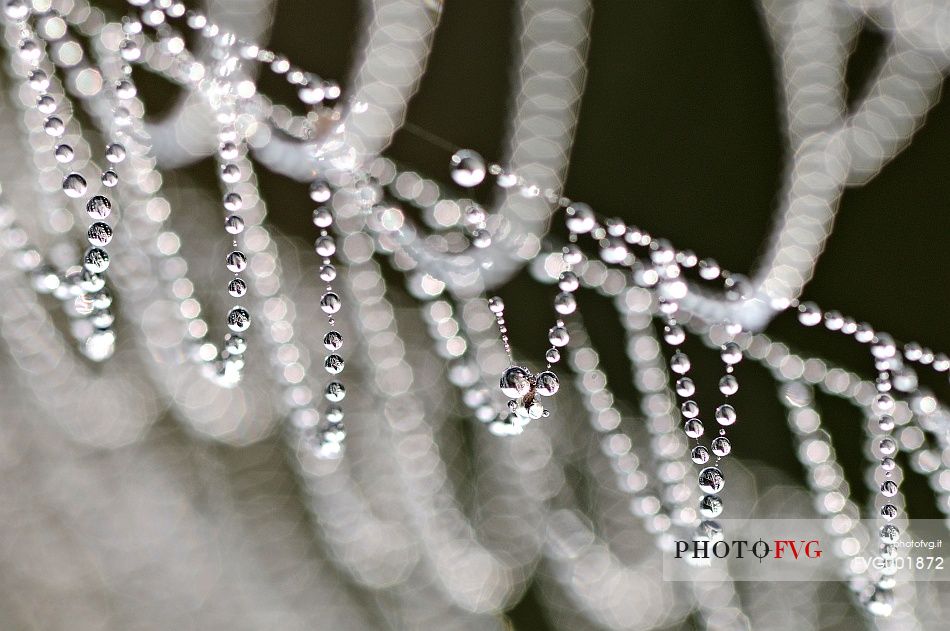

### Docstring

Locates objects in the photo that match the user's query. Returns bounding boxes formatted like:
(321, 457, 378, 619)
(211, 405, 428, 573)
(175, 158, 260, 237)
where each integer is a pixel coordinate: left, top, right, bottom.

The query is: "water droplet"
(119, 39, 141, 61)
(319, 264, 336, 282)
(719, 374, 738, 396)
(314, 235, 336, 257)
(664, 324, 685, 346)
(226, 306, 251, 332)
(323, 331, 343, 351)
(880, 524, 900, 544)
(545, 348, 560, 363)
(224, 215, 244, 234)
(227, 278, 247, 297)
(464, 204, 486, 226)
(325, 381, 346, 402)
(224, 334, 246, 355)
(698, 467, 725, 494)
(471, 228, 491, 248)
(86, 222, 113, 246)
(55, 143, 74, 163)
(56, 169, 80, 196)
(699, 494, 723, 518)
(698, 258, 720, 280)
(79, 269, 104, 293)
(873, 393, 895, 414)
(220, 162, 240, 183)
(312, 206, 333, 228)
(225, 251, 247, 272)
(720, 342, 742, 365)
(711, 436, 731, 457)
(325, 405, 344, 423)
(553, 291, 576, 315)
(82, 247, 109, 273)
(670, 351, 691, 375)
(488, 296, 505, 313)
(115, 79, 136, 100)
(562, 244, 583, 265)
(499, 366, 531, 398)
(691, 445, 710, 464)
(535, 370, 559, 396)
(565, 202, 595, 234)
(90, 309, 114, 328)
(865, 587, 893, 617)
(684, 419, 704, 438)
(681, 400, 699, 418)
(879, 437, 897, 456)
(105, 143, 126, 163)
(715, 404, 736, 426)
(824, 310, 844, 330)
(4, 1, 29, 21)
(880, 504, 898, 521)
(44, 116, 64, 137)
(324, 354, 344, 374)
(36, 93, 55, 113)
(223, 192, 243, 211)
(85, 195, 111, 219)
(548, 325, 569, 347)
(309, 179, 332, 203)
(880, 480, 898, 497)
(599, 238, 627, 264)
(450, 149, 486, 187)
(28, 69, 49, 91)
(320, 292, 341, 314)
(298, 83, 325, 104)
(675, 377, 695, 397)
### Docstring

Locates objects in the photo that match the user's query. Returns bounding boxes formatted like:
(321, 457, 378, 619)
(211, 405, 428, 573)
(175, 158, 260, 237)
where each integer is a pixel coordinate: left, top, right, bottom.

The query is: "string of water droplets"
(0, 0, 945, 627)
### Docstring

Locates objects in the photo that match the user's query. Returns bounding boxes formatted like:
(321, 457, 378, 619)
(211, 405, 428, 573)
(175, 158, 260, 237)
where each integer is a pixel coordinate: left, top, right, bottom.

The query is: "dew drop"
(691, 445, 710, 464)
(63, 172, 88, 199)
(325, 381, 346, 402)
(105, 143, 127, 163)
(323, 331, 343, 351)
(226, 306, 251, 332)
(711, 436, 731, 457)
(312, 206, 333, 228)
(223, 192, 243, 211)
(85, 195, 112, 219)
(82, 247, 110, 273)
(314, 235, 336, 257)
(715, 404, 737, 426)
(499, 366, 531, 398)
(319, 264, 337, 282)
(86, 222, 113, 246)
(471, 228, 491, 249)
(450, 149, 486, 187)
(225, 251, 247, 272)
(324, 354, 345, 374)
(224, 215, 244, 234)
(227, 278, 247, 297)
(675, 377, 695, 397)
(54, 143, 74, 163)
(698, 466, 725, 494)
(309, 179, 332, 203)
(719, 374, 739, 396)
(320, 292, 341, 314)
(699, 494, 723, 518)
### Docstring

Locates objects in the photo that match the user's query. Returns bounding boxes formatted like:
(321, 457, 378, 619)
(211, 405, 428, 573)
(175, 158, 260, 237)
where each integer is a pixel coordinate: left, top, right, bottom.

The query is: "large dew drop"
(450, 149, 486, 188)
(63, 172, 88, 198)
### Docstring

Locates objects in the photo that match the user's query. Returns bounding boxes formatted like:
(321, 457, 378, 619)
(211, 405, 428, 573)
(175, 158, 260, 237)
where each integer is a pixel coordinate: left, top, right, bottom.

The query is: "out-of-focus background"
(1, 1, 948, 629)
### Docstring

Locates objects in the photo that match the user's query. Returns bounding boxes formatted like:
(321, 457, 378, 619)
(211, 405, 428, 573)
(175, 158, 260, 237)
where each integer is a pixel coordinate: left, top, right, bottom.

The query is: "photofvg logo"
(662, 519, 949, 582)
(674, 537, 823, 563)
